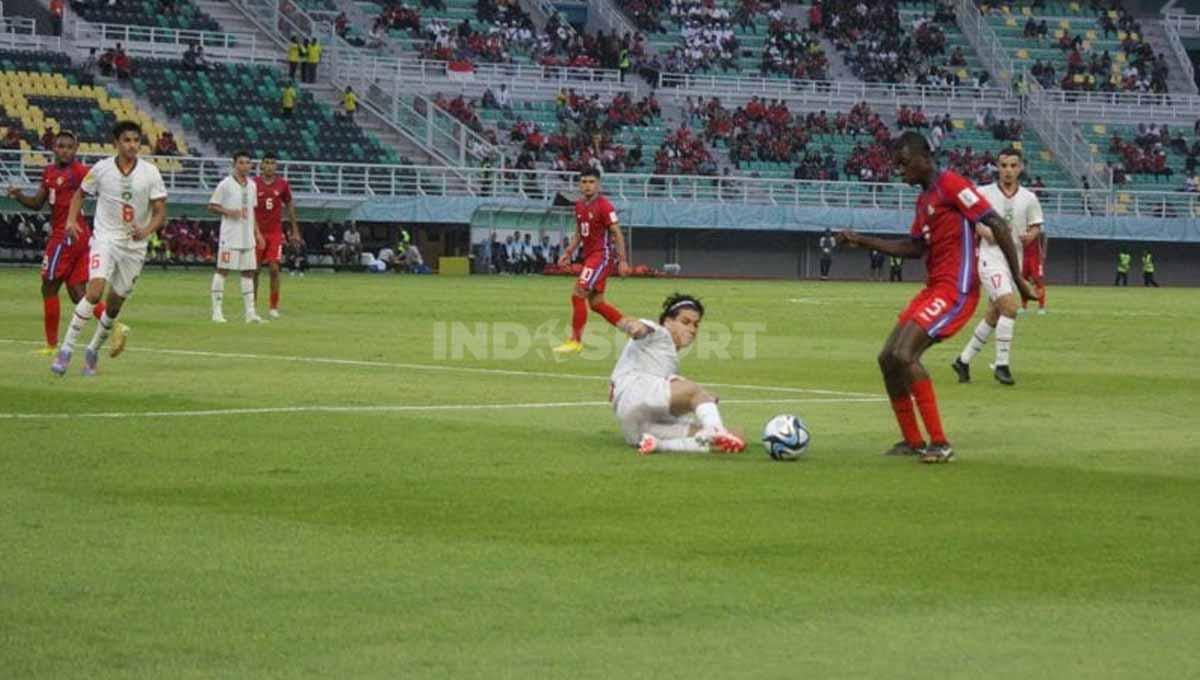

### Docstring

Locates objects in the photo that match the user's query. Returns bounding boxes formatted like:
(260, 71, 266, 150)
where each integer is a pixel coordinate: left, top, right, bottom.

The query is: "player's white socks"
(995, 316, 1015, 366)
(656, 437, 711, 453)
(211, 273, 226, 315)
(240, 276, 256, 318)
(695, 402, 725, 432)
(60, 298, 95, 351)
(960, 319, 994, 364)
(87, 312, 114, 352)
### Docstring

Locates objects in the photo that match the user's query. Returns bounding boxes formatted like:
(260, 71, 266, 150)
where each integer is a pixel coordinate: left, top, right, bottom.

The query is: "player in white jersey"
(952, 147, 1044, 386)
(208, 151, 264, 323)
(51, 120, 167, 377)
(610, 293, 746, 455)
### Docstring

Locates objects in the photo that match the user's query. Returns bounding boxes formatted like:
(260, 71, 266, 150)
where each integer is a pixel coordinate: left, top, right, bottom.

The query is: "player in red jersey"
(253, 153, 301, 318)
(7, 130, 107, 354)
(553, 169, 631, 354)
(837, 132, 1034, 463)
(1021, 230, 1047, 314)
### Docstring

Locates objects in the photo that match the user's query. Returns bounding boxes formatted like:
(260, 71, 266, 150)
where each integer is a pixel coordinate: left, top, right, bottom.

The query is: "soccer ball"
(761, 414, 810, 461)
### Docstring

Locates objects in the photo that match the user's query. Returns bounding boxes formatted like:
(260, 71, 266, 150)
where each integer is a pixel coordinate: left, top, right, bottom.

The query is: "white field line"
(0, 397, 883, 420)
(0, 338, 879, 398)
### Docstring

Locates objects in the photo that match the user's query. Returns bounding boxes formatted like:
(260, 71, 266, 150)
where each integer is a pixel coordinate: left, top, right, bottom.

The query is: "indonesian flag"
(447, 60, 475, 82)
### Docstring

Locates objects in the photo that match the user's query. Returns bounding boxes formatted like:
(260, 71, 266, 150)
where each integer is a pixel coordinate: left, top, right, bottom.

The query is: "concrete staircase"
(1139, 17, 1199, 95)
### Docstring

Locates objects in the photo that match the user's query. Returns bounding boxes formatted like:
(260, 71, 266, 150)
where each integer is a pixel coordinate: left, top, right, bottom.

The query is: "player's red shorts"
(1022, 254, 1041, 280)
(898, 283, 980, 341)
(41, 235, 90, 285)
(577, 250, 615, 293)
(256, 232, 284, 265)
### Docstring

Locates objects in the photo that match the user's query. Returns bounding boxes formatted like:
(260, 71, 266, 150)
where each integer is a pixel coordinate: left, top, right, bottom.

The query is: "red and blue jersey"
(42, 160, 90, 239)
(574, 194, 618, 259)
(909, 169, 993, 293)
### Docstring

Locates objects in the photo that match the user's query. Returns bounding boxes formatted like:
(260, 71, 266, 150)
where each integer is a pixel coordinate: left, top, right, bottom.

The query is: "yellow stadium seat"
(1059, 19, 1070, 29)
(1040, 150, 1052, 161)
(953, 119, 966, 130)
(1131, 33, 1139, 41)
(1108, 9, 1117, 18)
(1093, 124, 1106, 135)
(1006, 17, 1017, 26)
(1069, 1, 1080, 12)
(1090, 144, 1098, 154)
(1012, 141, 1023, 150)
(1118, 193, 1131, 203)
(1086, 30, 1096, 40)
(1017, 48, 1029, 59)
(1021, 6, 1031, 16)
(1112, 203, 1127, 215)
(1073, 74, 1085, 83)
(1055, 28, 1065, 38)
(957, 68, 968, 79)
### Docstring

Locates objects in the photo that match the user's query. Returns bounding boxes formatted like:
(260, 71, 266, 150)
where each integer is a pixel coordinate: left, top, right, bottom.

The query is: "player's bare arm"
(616, 317, 653, 340)
(975, 223, 996, 244)
(836, 229, 925, 259)
(1020, 223, 1044, 245)
(207, 202, 238, 219)
(558, 232, 581, 267)
(980, 212, 1037, 301)
(8, 184, 48, 211)
(64, 188, 84, 241)
(286, 202, 301, 243)
(132, 198, 167, 241)
(610, 221, 631, 276)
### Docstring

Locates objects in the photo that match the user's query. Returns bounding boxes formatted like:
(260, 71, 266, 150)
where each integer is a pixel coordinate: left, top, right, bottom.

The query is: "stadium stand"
(360, 0, 634, 71)
(1080, 121, 1199, 191)
(132, 58, 399, 163)
(822, 0, 988, 86)
(980, 0, 1170, 93)
(0, 49, 187, 167)
(67, 0, 222, 33)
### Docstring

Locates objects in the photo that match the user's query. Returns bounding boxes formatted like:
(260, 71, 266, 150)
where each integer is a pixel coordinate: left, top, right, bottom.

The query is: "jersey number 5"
(122, 204, 134, 224)
(921, 297, 948, 321)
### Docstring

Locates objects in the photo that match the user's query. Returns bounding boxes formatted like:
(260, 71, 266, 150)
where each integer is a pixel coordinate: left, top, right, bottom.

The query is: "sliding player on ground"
(610, 293, 746, 455)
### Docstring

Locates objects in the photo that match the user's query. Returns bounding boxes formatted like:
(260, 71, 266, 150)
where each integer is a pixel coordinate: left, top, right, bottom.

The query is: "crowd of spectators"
(1106, 123, 1190, 183)
(820, 0, 961, 85)
(1006, 2, 1170, 93)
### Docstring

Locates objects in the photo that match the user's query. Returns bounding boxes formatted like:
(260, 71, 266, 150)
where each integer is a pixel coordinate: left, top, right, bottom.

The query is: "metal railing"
(327, 51, 626, 91)
(71, 20, 258, 52)
(1161, 12, 1198, 95)
(1031, 87, 1200, 121)
(1025, 78, 1108, 190)
(3, 150, 1193, 220)
(658, 72, 1014, 113)
(328, 55, 503, 166)
(0, 18, 60, 51)
(1163, 11, 1200, 37)
(590, 0, 638, 38)
(0, 16, 34, 34)
(955, 0, 1017, 90)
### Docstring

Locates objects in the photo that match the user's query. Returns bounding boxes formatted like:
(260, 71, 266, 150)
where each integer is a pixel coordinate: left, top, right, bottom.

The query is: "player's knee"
(877, 350, 895, 373)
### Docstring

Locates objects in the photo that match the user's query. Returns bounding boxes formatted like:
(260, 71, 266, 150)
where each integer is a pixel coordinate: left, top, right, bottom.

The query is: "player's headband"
(666, 300, 699, 315)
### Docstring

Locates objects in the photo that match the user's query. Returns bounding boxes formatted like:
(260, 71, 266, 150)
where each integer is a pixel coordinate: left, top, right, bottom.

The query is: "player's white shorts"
(88, 240, 146, 298)
(217, 247, 257, 271)
(978, 257, 1016, 301)
(612, 375, 695, 445)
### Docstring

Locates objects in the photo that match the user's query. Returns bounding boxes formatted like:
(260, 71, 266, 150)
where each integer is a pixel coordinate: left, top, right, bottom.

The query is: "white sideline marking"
(0, 339, 879, 398)
(0, 397, 883, 420)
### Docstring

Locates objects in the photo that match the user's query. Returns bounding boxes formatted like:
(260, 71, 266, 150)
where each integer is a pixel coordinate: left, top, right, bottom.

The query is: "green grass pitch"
(2, 268, 1198, 678)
